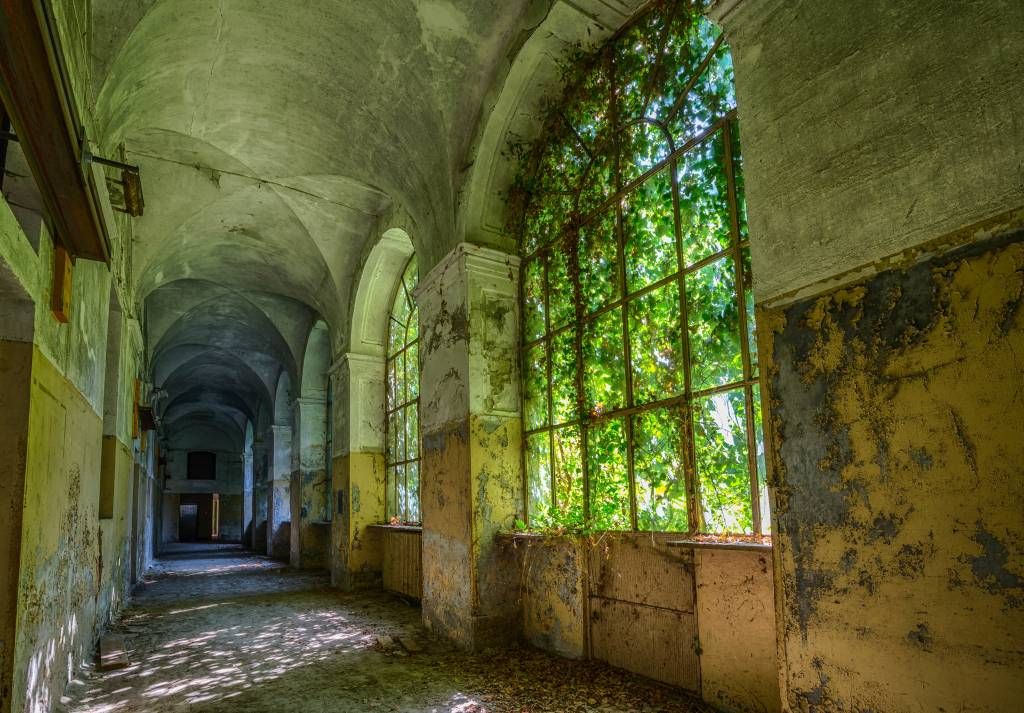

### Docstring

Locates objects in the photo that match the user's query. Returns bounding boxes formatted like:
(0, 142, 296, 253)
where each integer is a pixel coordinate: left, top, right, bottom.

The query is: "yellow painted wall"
(762, 231, 1024, 711)
(13, 347, 104, 713)
(331, 452, 385, 589)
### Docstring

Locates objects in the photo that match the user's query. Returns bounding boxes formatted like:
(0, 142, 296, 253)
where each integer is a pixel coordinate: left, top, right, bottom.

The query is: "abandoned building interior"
(0, 0, 1021, 711)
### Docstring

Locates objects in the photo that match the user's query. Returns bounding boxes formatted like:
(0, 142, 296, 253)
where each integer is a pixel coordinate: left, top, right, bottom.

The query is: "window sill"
(367, 523, 423, 533)
(495, 531, 772, 551)
(665, 538, 772, 552)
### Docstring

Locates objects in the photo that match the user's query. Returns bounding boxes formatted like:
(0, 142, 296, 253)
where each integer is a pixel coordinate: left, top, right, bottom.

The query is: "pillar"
(251, 439, 269, 553)
(267, 424, 291, 559)
(417, 243, 522, 650)
(330, 353, 386, 589)
(290, 396, 329, 569)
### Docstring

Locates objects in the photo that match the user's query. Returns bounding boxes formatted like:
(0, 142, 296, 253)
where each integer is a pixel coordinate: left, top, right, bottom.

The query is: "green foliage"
(514, 0, 765, 536)
(686, 256, 742, 390)
(587, 417, 631, 529)
(693, 389, 751, 533)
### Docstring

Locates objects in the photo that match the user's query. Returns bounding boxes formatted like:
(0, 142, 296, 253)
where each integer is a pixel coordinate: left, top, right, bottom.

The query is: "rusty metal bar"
(723, 119, 762, 536)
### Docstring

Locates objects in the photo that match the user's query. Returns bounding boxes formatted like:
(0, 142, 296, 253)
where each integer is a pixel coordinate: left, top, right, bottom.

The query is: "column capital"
(414, 242, 519, 304)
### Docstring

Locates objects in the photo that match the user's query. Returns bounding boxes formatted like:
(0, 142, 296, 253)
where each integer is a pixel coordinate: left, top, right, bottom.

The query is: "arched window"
(517, 0, 767, 535)
(385, 256, 420, 524)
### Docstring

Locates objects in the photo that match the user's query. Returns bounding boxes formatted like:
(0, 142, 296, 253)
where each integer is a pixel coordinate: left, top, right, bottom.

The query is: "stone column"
(242, 450, 253, 544)
(267, 424, 292, 559)
(416, 243, 522, 650)
(251, 439, 269, 553)
(290, 396, 329, 569)
(330, 353, 386, 589)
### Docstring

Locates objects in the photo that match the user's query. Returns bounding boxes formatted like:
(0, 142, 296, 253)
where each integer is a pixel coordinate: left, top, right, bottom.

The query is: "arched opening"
(290, 320, 331, 569)
(268, 371, 294, 559)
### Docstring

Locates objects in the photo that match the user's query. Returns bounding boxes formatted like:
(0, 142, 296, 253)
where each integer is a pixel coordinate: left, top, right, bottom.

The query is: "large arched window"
(385, 256, 420, 524)
(517, 0, 767, 535)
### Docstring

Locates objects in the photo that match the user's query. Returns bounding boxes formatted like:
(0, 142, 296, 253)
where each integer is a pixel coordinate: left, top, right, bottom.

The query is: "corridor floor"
(57, 544, 712, 713)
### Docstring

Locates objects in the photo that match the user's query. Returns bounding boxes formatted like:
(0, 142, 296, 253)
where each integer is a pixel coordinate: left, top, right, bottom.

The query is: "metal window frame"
(384, 256, 422, 524)
(518, 0, 763, 536)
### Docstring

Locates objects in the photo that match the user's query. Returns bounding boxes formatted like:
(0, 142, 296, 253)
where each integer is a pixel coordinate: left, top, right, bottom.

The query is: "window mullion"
(723, 119, 762, 536)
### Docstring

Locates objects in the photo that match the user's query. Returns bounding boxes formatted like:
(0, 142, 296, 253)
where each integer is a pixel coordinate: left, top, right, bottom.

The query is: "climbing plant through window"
(385, 256, 421, 524)
(515, 0, 768, 535)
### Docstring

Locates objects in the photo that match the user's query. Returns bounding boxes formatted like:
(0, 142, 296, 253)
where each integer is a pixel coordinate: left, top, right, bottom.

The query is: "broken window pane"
(623, 168, 677, 293)
(587, 417, 631, 530)
(633, 407, 688, 532)
(583, 307, 626, 415)
(686, 256, 743, 390)
(694, 389, 752, 534)
(629, 281, 684, 405)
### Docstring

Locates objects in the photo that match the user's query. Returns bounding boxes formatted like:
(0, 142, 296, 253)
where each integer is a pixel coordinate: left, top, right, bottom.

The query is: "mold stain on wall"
(763, 230, 1024, 712)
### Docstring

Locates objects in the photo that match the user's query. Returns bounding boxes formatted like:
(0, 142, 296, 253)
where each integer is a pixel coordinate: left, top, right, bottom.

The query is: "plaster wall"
(761, 226, 1024, 712)
(721, 0, 1024, 305)
(12, 347, 104, 713)
(0, 340, 31, 713)
(330, 355, 387, 590)
(417, 244, 522, 649)
(508, 536, 779, 713)
(290, 398, 329, 569)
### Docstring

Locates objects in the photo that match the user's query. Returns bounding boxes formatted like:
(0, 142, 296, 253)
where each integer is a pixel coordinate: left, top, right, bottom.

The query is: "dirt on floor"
(57, 544, 715, 713)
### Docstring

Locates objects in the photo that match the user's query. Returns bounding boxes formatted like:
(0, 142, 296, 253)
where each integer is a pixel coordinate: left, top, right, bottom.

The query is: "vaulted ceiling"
(86, 0, 539, 447)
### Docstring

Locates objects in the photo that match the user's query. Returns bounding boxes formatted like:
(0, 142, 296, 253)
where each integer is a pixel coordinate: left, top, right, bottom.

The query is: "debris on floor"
(58, 545, 714, 713)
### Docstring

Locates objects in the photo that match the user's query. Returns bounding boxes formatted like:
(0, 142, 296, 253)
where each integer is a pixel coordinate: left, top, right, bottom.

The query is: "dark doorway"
(187, 451, 216, 479)
(178, 494, 214, 541)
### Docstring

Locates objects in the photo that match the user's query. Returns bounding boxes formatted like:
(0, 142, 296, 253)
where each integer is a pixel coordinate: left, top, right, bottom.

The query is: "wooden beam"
(0, 0, 111, 262)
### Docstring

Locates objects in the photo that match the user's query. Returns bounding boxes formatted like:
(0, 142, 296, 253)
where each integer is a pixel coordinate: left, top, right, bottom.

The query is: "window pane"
(407, 461, 421, 523)
(678, 131, 731, 265)
(395, 463, 407, 521)
(387, 411, 399, 463)
(694, 389, 752, 534)
(553, 426, 584, 527)
(578, 211, 619, 314)
(407, 306, 419, 344)
(405, 405, 418, 461)
(395, 409, 406, 463)
(523, 343, 549, 430)
(387, 359, 397, 408)
(613, 14, 667, 124)
(623, 169, 677, 294)
(396, 352, 406, 404)
(564, 57, 610, 145)
(753, 384, 769, 535)
(523, 257, 546, 341)
(551, 328, 578, 426)
(667, 18, 735, 141)
(526, 432, 552, 527)
(583, 307, 626, 415)
(579, 148, 615, 218)
(686, 256, 743, 390)
(633, 407, 688, 531)
(548, 248, 575, 331)
(405, 341, 419, 399)
(587, 417, 631, 530)
(656, 9, 721, 130)
(620, 121, 672, 187)
(629, 281, 684, 405)
(524, 193, 573, 254)
(742, 246, 756, 368)
(386, 465, 397, 519)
